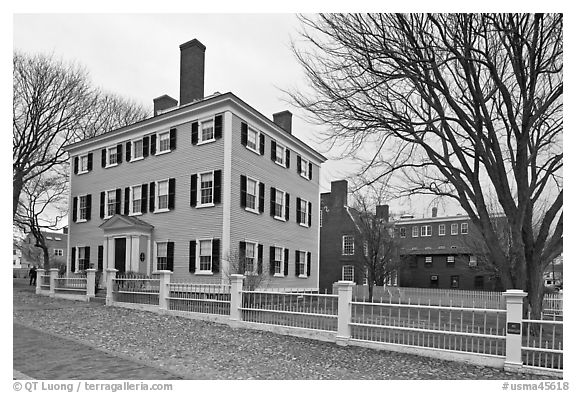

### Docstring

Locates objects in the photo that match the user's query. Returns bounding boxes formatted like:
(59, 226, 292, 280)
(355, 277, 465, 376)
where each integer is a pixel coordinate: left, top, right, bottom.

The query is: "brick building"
(19, 230, 68, 268)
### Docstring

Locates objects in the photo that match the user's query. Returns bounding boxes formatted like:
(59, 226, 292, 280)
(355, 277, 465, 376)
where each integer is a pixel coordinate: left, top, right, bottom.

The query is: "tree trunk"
(368, 282, 374, 303)
(13, 169, 24, 219)
(41, 244, 50, 271)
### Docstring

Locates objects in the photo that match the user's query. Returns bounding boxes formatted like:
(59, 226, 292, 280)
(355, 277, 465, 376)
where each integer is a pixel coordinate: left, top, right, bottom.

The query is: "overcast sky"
(13, 13, 465, 218)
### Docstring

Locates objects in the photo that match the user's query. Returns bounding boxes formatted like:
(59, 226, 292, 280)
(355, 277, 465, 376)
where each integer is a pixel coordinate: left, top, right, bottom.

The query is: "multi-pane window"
(474, 275, 484, 289)
(79, 155, 89, 173)
(200, 119, 214, 142)
(412, 226, 419, 237)
(157, 180, 169, 211)
(438, 224, 446, 236)
(108, 147, 118, 166)
(342, 235, 354, 255)
(451, 223, 458, 235)
(200, 172, 214, 205)
(247, 128, 258, 151)
(298, 250, 306, 276)
(132, 139, 144, 160)
(156, 242, 168, 270)
(400, 227, 406, 238)
(363, 241, 368, 257)
(386, 271, 398, 286)
(274, 247, 283, 275)
(300, 157, 309, 177)
(342, 265, 354, 281)
(79, 195, 88, 221)
(158, 131, 170, 153)
(275, 144, 286, 166)
(274, 189, 285, 218)
(131, 185, 142, 214)
(430, 275, 439, 288)
(246, 178, 257, 210)
(78, 247, 88, 271)
(461, 223, 469, 234)
(421, 225, 432, 237)
(299, 199, 308, 226)
(245, 242, 256, 274)
(199, 240, 212, 271)
(106, 190, 116, 217)
(425, 256, 432, 264)
(54, 249, 63, 256)
(447, 256, 455, 264)
(469, 255, 478, 267)
(450, 275, 460, 288)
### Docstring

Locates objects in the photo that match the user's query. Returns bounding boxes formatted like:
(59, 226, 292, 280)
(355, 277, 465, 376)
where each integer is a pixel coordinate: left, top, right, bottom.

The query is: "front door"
(114, 238, 126, 273)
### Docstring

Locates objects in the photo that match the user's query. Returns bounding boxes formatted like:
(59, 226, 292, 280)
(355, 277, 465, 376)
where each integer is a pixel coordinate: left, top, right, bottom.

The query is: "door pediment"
(99, 214, 154, 234)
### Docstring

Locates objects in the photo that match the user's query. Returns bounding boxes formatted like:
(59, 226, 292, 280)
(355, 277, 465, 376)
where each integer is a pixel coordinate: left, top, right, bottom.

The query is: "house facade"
(18, 230, 68, 269)
(64, 39, 325, 289)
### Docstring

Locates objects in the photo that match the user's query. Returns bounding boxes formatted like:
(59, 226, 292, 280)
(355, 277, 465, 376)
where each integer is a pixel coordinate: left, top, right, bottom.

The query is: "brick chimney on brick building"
(329, 180, 348, 210)
(179, 38, 206, 106)
(273, 111, 292, 134)
(376, 205, 390, 222)
(153, 94, 178, 116)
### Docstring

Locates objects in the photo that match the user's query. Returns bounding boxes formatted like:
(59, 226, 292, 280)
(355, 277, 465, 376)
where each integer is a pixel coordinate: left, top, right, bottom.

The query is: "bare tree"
(290, 14, 562, 316)
(223, 246, 269, 291)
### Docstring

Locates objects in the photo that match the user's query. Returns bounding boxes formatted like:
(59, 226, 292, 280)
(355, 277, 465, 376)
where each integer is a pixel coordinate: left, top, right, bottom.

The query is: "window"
(273, 247, 284, 276)
(450, 275, 460, 288)
(447, 256, 455, 264)
(78, 247, 88, 271)
(474, 275, 484, 289)
(156, 242, 168, 270)
(247, 127, 259, 151)
(342, 235, 354, 255)
(299, 157, 309, 178)
(438, 224, 445, 236)
(274, 143, 286, 166)
(461, 223, 469, 234)
(451, 223, 458, 235)
(54, 249, 63, 257)
(55, 237, 61, 241)
(245, 242, 257, 274)
(131, 185, 142, 215)
(386, 271, 398, 286)
(400, 227, 406, 238)
(199, 239, 212, 272)
(469, 255, 478, 267)
(298, 250, 307, 277)
(342, 265, 354, 281)
(156, 180, 169, 211)
(421, 225, 432, 237)
(298, 198, 309, 226)
(107, 146, 118, 166)
(273, 189, 285, 219)
(79, 155, 89, 173)
(246, 178, 258, 211)
(200, 119, 214, 143)
(430, 275, 439, 288)
(157, 131, 170, 153)
(79, 195, 88, 221)
(132, 139, 144, 161)
(362, 270, 368, 285)
(425, 256, 432, 264)
(46, 236, 53, 240)
(199, 172, 214, 206)
(106, 190, 116, 218)
(412, 226, 419, 237)
(363, 241, 368, 257)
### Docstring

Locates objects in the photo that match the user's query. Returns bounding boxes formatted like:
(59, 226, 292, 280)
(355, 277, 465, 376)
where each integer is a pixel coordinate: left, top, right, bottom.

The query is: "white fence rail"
(54, 277, 87, 291)
(522, 312, 563, 373)
(112, 276, 160, 305)
(542, 293, 563, 316)
(168, 283, 231, 315)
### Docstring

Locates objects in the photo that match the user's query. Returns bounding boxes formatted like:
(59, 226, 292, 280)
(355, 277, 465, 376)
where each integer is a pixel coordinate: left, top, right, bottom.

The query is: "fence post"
(86, 268, 96, 300)
(502, 289, 528, 372)
(157, 270, 172, 313)
(229, 274, 245, 327)
(106, 268, 118, 306)
(49, 268, 59, 297)
(335, 280, 355, 346)
(36, 268, 44, 295)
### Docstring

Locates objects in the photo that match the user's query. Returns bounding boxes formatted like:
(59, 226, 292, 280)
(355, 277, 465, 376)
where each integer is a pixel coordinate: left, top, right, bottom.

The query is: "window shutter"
(259, 133, 265, 155)
(258, 182, 265, 213)
(115, 189, 121, 214)
(86, 194, 92, 221)
(143, 136, 149, 157)
(308, 163, 313, 180)
(190, 174, 197, 207)
(239, 241, 246, 273)
(100, 191, 105, 218)
(285, 150, 290, 168)
(141, 183, 148, 214)
(85, 246, 91, 269)
(257, 244, 263, 275)
(97, 245, 103, 271)
(269, 246, 275, 276)
(166, 242, 174, 271)
(117, 144, 123, 164)
(74, 157, 79, 174)
(297, 155, 301, 174)
(307, 252, 311, 277)
(101, 149, 106, 167)
(87, 153, 93, 171)
(214, 115, 223, 139)
(191, 122, 199, 145)
(168, 178, 176, 209)
(71, 247, 76, 273)
(149, 182, 155, 212)
(271, 141, 277, 162)
(284, 248, 289, 276)
(214, 170, 222, 204)
(72, 197, 78, 222)
(212, 239, 220, 273)
(296, 197, 301, 224)
(150, 134, 157, 155)
(308, 201, 312, 227)
(189, 240, 196, 273)
(295, 250, 300, 276)
(285, 193, 290, 221)
(170, 128, 177, 150)
(124, 187, 130, 215)
(270, 187, 276, 217)
(240, 175, 247, 208)
(241, 122, 248, 146)
(126, 141, 131, 162)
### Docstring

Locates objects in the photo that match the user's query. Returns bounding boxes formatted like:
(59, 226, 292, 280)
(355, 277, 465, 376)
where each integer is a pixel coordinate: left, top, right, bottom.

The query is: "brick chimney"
(272, 111, 292, 134)
(330, 180, 348, 209)
(376, 205, 390, 222)
(179, 39, 206, 106)
(153, 95, 178, 116)
(432, 207, 438, 218)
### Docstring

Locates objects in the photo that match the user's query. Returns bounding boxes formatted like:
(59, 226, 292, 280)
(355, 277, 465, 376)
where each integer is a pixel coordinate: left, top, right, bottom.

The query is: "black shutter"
(269, 246, 275, 276)
(308, 163, 313, 180)
(168, 178, 176, 209)
(284, 248, 289, 276)
(124, 187, 130, 215)
(74, 157, 79, 174)
(87, 153, 93, 171)
(141, 183, 148, 214)
(241, 122, 248, 146)
(239, 241, 246, 273)
(258, 182, 265, 213)
(297, 155, 301, 174)
(295, 250, 300, 276)
(271, 141, 277, 162)
(189, 241, 196, 273)
(149, 182, 155, 212)
(307, 252, 311, 277)
(214, 170, 222, 204)
(150, 134, 156, 155)
(212, 239, 220, 273)
(191, 122, 198, 145)
(167, 242, 174, 271)
(190, 174, 197, 207)
(285, 149, 290, 168)
(71, 247, 76, 273)
(285, 193, 290, 221)
(85, 246, 91, 269)
(259, 133, 265, 155)
(101, 149, 106, 168)
(117, 144, 123, 164)
(115, 189, 121, 214)
(100, 191, 105, 218)
(270, 187, 276, 217)
(97, 245, 103, 271)
(143, 136, 149, 157)
(126, 141, 131, 162)
(240, 175, 247, 208)
(257, 244, 263, 274)
(170, 128, 177, 150)
(308, 201, 312, 227)
(214, 115, 223, 139)
(72, 197, 78, 222)
(86, 194, 92, 221)
(296, 197, 301, 224)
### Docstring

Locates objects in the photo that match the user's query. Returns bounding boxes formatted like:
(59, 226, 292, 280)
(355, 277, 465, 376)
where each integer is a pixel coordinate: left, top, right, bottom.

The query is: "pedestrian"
(29, 265, 37, 286)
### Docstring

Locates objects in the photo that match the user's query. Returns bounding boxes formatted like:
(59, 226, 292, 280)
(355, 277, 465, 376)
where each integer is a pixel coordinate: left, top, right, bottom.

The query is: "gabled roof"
(99, 214, 154, 231)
